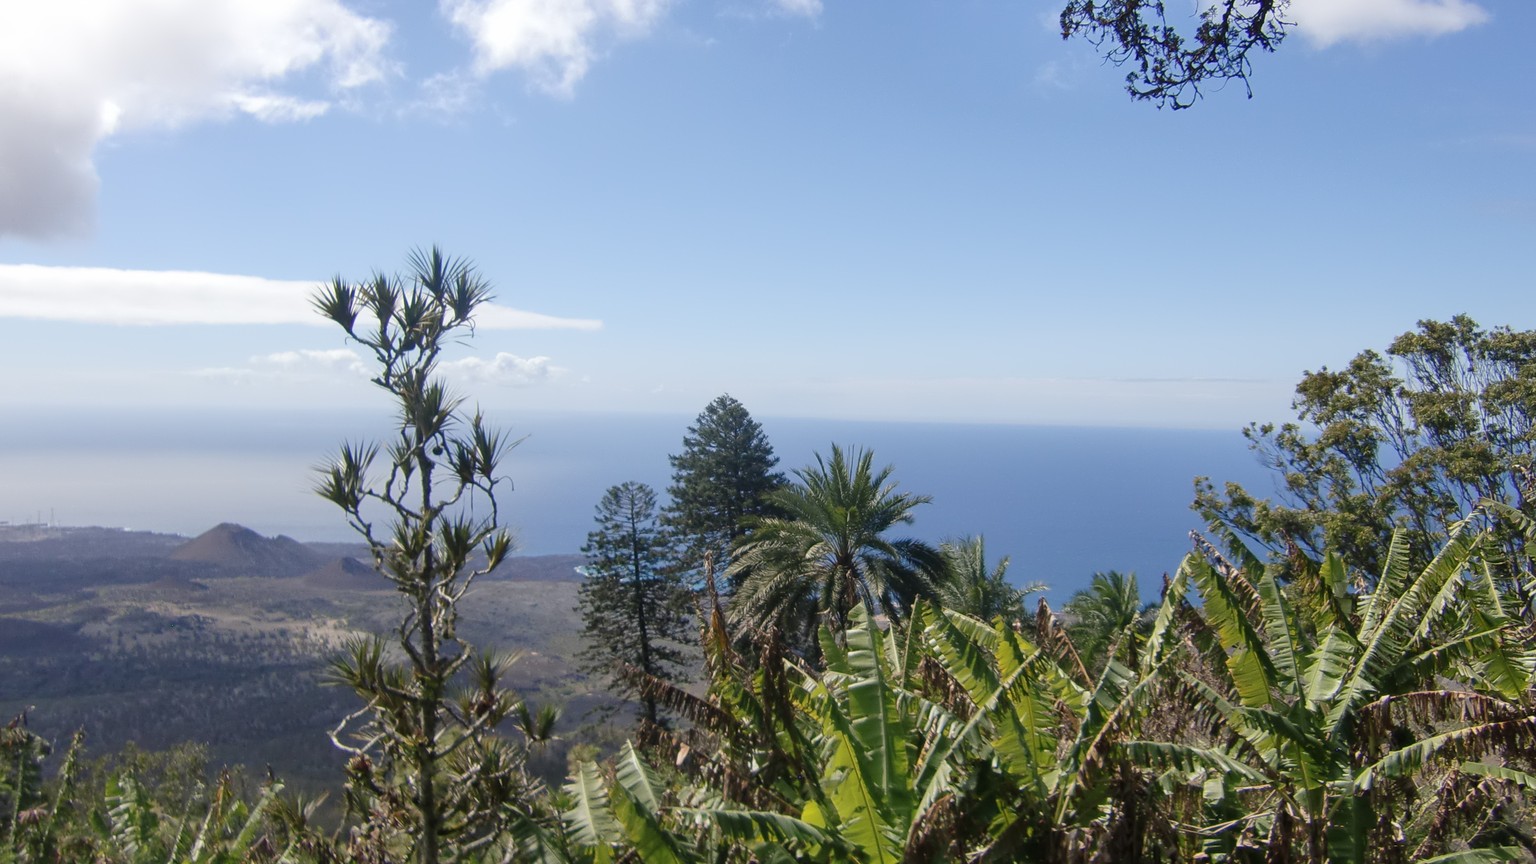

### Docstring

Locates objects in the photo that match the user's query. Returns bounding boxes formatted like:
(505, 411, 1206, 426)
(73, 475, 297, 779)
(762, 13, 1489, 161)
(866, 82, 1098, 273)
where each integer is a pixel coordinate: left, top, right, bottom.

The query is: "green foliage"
(727, 444, 949, 653)
(1141, 518, 1536, 863)
(313, 247, 549, 864)
(92, 770, 291, 864)
(560, 500, 1536, 864)
(1198, 315, 1536, 578)
(564, 593, 1181, 862)
(662, 395, 786, 588)
(3, 717, 80, 863)
(3, 719, 329, 864)
(576, 482, 694, 729)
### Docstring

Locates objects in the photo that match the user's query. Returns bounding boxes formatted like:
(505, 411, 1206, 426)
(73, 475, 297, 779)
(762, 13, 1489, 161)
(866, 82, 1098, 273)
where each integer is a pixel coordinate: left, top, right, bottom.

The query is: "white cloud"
(473, 304, 603, 330)
(254, 348, 370, 377)
(416, 72, 481, 115)
(226, 92, 332, 123)
(443, 352, 561, 386)
(440, 0, 672, 96)
(194, 348, 370, 384)
(0, 0, 392, 239)
(1289, 0, 1489, 46)
(0, 263, 604, 330)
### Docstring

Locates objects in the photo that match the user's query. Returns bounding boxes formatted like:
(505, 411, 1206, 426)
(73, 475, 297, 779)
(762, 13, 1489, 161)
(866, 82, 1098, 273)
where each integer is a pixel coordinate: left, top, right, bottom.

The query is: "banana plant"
(3, 719, 87, 864)
(566, 596, 1182, 863)
(1139, 516, 1536, 863)
(911, 584, 1190, 864)
(89, 770, 296, 864)
(564, 604, 981, 862)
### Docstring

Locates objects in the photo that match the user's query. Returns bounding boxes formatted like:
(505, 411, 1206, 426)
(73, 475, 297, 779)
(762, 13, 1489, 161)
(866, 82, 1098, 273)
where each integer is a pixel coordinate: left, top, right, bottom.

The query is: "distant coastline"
(0, 409, 1271, 601)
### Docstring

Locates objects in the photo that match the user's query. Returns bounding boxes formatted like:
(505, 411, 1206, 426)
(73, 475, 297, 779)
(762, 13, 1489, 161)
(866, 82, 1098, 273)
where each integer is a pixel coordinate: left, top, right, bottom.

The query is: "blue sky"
(1, 0, 1531, 428)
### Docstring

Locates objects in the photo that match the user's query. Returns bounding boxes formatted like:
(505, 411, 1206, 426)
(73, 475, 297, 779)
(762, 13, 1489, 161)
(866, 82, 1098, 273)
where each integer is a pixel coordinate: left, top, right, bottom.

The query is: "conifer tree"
(662, 395, 786, 588)
(577, 482, 693, 729)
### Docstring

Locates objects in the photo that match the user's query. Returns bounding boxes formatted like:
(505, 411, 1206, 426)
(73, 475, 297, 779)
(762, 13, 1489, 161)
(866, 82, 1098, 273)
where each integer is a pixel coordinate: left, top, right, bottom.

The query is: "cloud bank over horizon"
(0, 264, 603, 330)
(194, 347, 562, 390)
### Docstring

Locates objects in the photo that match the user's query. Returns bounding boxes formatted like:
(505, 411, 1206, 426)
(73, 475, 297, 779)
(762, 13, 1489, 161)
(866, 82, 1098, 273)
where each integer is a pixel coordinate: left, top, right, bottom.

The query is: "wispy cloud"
(0, 0, 392, 240)
(0, 264, 603, 330)
(198, 347, 563, 390)
(440, 0, 673, 97)
(0, 1, 828, 234)
(255, 348, 370, 376)
(442, 352, 562, 386)
(195, 348, 371, 384)
(475, 305, 604, 331)
(1289, 0, 1489, 46)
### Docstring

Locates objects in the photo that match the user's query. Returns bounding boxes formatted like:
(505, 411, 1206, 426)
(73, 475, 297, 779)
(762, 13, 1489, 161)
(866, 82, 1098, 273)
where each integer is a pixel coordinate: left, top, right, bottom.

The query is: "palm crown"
(726, 444, 947, 649)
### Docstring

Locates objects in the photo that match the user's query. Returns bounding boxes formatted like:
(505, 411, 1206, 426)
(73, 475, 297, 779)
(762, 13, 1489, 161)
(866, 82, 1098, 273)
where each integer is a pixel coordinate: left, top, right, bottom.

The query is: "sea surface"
(0, 408, 1277, 602)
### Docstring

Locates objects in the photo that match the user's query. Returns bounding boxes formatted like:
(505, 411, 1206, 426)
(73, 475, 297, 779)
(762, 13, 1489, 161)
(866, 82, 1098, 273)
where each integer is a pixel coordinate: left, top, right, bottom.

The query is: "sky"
(0, 0, 1532, 429)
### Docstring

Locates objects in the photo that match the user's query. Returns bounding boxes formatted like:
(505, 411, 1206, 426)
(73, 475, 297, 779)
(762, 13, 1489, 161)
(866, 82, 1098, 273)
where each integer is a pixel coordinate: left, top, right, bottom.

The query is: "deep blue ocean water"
(1, 408, 1276, 602)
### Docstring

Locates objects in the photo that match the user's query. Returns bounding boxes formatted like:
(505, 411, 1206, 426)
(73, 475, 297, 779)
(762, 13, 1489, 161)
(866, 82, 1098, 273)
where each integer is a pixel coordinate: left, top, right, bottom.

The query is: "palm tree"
(726, 444, 947, 649)
(1062, 570, 1151, 671)
(938, 535, 1041, 624)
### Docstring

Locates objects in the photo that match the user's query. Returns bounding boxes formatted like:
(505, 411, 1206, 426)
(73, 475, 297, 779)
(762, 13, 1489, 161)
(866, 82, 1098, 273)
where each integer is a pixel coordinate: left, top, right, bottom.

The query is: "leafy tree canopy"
(1196, 314, 1536, 577)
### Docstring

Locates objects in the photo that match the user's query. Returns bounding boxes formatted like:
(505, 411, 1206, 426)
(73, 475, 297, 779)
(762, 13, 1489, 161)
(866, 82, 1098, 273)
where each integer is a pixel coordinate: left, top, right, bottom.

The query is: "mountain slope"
(171, 523, 325, 577)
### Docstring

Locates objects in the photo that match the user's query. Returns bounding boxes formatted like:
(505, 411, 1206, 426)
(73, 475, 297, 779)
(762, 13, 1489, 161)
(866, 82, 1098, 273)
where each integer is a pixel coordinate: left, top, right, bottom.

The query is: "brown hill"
(304, 556, 385, 591)
(171, 523, 324, 578)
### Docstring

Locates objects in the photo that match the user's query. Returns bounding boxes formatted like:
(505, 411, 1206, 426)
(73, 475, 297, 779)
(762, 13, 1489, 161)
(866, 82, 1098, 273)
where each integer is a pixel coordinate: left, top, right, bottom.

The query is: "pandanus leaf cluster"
(312, 248, 547, 864)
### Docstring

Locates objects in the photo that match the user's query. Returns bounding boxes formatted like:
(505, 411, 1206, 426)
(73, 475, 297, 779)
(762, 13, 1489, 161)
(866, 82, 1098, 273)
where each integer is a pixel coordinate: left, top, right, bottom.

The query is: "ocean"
(0, 407, 1275, 602)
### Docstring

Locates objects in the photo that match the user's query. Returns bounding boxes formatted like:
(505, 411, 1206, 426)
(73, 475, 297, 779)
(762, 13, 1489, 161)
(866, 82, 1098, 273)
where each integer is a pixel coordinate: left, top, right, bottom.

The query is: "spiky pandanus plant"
(313, 248, 553, 864)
